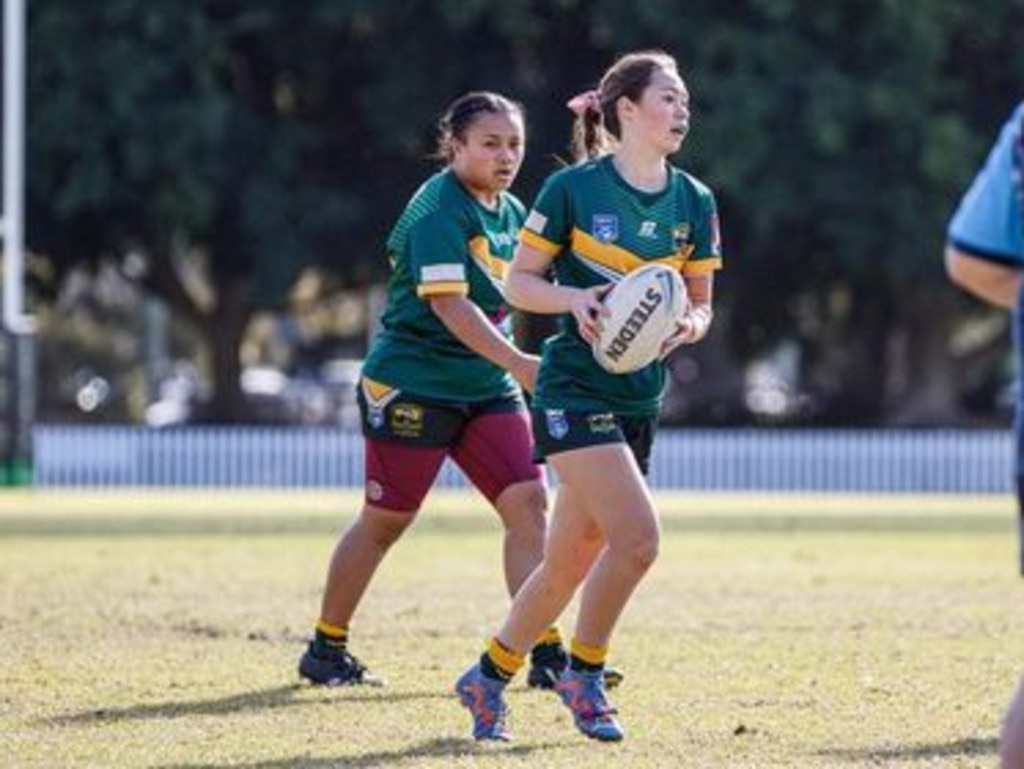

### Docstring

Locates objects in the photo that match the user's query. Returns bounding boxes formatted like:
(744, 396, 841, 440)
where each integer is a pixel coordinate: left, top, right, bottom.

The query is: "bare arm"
(429, 294, 539, 394)
(661, 272, 715, 356)
(945, 244, 1022, 310)
(684, 270, 716, 325)
(683, 273, 713, 318)
(506, 242, 609, 343)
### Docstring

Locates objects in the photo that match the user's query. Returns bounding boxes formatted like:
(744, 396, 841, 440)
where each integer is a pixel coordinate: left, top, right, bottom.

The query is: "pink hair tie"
(566, 90, 601, 117)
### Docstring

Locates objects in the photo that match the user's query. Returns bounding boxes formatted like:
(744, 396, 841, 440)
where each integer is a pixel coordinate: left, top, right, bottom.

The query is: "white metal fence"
(32, 425, 1014, 493)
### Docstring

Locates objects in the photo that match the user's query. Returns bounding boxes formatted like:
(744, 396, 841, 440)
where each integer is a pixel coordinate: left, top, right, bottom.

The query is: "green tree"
(26, 0, 1024, 425)
(696, 0, 1024, 423)
(29, 1, 364, 421)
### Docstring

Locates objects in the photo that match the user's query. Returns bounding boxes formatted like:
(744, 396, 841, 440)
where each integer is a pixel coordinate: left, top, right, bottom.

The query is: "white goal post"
(3, 0, 33, 334)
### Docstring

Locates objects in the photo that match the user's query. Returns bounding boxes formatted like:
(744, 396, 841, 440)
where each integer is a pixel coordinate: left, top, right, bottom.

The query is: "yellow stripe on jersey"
(519, 228, 561, 256)
(682, 256, 723, 276)
(468, 236, 510, 281)
(570, 227, 687, 277)
(417, 281, 469, 298)
(520, 225, 715, 280)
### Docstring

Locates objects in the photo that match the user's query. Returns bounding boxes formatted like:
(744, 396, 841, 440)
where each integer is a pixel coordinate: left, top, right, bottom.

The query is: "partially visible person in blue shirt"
(946, 99, 1024, 769)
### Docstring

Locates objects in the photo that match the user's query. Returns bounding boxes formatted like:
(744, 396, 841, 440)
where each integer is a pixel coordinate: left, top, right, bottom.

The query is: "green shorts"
(530, 408, 656, 476)
(358, 382, 526, 448)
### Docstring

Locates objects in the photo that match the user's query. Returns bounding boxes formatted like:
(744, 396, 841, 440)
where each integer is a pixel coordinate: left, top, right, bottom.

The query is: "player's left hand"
(659, 305, 713, 358)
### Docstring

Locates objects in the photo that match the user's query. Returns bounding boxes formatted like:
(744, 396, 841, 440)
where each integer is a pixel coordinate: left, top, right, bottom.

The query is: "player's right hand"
(570, 285, 611, 344)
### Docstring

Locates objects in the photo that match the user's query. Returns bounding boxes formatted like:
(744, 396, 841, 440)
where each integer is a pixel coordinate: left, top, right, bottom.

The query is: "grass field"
(0, 489, 1020, 768)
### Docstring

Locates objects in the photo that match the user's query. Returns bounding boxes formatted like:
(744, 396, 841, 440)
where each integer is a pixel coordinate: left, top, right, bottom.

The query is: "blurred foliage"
(21, 0, 1024, 424)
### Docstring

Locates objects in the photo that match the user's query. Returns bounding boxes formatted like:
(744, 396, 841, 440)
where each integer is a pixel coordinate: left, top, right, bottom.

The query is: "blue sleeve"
(947, 102, 1024, 265)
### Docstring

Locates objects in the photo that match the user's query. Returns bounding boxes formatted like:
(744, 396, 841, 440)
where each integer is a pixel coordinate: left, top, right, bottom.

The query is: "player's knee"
(630, 536, 660, 574)
(611, 529, 660, 575)
(360, 505, 416, 548)
(495, 481, 549, 536)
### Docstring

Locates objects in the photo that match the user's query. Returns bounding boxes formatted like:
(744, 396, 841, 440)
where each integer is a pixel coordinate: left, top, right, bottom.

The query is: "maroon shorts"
(359, 389, 543, 512)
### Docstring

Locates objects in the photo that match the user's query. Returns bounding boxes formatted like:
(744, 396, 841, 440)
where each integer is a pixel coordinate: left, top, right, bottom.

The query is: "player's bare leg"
(298, 504, 413, 686)
(491, 479, 548, 594)
(1002, 676, 1024, 768)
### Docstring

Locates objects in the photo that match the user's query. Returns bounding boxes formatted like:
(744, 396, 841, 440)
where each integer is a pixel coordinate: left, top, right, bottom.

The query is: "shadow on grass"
(0, 513, 1011, 539)
(157, 737, 561, 768)
(44, 683, 450, 725)
(818, 735, 998, 762)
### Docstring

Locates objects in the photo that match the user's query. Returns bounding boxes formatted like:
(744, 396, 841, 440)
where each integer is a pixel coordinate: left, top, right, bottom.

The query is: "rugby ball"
(592, 263, 687, 374)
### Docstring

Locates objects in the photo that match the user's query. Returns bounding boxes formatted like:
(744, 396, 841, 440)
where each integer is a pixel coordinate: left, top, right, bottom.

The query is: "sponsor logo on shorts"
(366, 480, 384, 502)
(390, 402, 424, 438)
(587, 413, 617, 434)
(545, 409, 569, 440)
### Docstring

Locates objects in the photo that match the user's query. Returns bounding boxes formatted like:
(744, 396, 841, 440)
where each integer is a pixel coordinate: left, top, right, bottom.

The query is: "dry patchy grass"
(0, 489, 1019, 767)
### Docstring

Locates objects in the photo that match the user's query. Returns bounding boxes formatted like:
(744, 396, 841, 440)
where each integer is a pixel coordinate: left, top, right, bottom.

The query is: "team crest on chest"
(672, 223, 691, 250)
(592, 214, 619, 244)
(491, 232, 515, 250)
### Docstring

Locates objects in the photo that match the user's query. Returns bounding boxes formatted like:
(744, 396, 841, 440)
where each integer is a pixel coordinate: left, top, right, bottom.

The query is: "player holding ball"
(455, 49, 722, 743)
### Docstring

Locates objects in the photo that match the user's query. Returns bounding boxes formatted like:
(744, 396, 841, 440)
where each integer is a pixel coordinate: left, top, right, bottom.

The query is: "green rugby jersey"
(520, 155, 723, 417)
(361, 169, 526, 403)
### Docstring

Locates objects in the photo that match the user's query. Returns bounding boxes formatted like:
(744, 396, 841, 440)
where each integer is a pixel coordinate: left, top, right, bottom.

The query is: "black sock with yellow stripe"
(312, 620, 349, 656)
(480, 637, 525, 683)
(530, 626, 567, 666)
(569, 637, 608, 674)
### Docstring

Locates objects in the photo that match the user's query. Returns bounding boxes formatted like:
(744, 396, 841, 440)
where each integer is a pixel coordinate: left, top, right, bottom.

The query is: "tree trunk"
(805, 284, 892, 424)
(203, 278, 253, 424)
(887, 287, 970, 425)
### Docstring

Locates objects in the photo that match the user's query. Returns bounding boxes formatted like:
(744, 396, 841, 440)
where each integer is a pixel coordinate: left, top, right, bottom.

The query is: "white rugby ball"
(591, 263, 687, 374)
